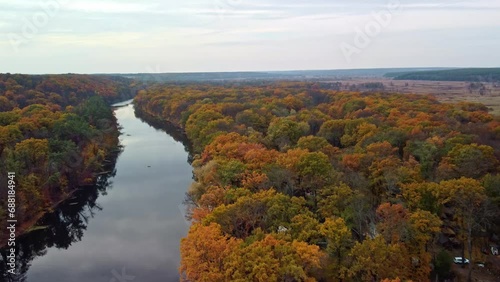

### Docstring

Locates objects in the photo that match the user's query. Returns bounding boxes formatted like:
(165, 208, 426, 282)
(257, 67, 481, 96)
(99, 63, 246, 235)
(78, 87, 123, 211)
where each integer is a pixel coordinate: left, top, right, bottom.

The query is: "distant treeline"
(0, 74, 138, 109)
(117, 68, 446, 83)
(386, 68, 500, 82)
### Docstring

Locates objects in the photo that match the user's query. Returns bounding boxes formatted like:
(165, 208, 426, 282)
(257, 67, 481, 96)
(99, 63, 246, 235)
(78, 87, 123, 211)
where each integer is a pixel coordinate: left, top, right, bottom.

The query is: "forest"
(0, 74, 137, 247)
(386, 68, 500, 83)
(134, 82, 500, 281)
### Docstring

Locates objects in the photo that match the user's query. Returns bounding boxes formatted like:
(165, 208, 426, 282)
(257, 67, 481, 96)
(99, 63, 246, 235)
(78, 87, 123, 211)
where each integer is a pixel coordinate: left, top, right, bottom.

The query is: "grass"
(329, 78, 500, 117)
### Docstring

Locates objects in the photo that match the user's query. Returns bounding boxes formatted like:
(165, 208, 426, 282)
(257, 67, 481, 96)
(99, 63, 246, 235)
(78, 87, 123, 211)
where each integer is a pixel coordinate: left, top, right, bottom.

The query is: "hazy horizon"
(2, 66, 499, 76)
(1, 0, 499, 73)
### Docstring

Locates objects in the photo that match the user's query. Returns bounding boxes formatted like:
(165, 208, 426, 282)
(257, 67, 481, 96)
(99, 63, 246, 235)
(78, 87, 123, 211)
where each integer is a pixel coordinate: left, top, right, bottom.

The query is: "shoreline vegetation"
(134, 81, 500, 281)
(0, 74, 139, 248)
(0, 146, 122, 249)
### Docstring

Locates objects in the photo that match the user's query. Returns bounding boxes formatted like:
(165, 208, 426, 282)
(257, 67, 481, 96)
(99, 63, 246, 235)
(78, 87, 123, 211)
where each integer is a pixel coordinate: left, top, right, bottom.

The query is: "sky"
(0, 0, 499, 74)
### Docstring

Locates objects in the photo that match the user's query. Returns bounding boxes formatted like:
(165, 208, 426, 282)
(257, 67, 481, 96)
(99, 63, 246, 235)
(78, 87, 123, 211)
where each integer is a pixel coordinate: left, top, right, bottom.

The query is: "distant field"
(385, 68, 500, 82)
(329, 78, 500, 116)
(115, 69, 500, 116)
(115, 68, 449, 82)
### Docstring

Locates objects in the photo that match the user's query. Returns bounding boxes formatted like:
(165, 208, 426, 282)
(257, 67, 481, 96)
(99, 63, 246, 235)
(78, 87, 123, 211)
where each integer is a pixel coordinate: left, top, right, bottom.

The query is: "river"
(1, 100, 193, 282)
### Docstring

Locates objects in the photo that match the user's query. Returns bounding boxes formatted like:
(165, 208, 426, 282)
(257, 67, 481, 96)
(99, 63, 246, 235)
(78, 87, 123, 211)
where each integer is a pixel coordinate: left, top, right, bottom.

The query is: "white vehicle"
(491, 246, 499, 256)
(453, 257, 470, 264)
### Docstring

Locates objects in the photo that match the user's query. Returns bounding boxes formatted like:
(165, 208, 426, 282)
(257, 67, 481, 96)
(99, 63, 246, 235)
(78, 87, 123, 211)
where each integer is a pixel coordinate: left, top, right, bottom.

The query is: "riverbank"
(133, 105, 194, 160)
(1, 102, 193, 281)
(0, 129, 122, 249)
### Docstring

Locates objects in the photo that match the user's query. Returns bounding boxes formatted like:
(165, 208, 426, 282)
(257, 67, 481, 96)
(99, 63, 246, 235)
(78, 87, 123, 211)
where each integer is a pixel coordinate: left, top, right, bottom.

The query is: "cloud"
(0, 0, 499, 73)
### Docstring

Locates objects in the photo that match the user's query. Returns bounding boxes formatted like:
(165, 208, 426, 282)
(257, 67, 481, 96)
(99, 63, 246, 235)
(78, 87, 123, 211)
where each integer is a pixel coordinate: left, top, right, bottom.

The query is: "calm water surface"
(20, 101, 192, 282)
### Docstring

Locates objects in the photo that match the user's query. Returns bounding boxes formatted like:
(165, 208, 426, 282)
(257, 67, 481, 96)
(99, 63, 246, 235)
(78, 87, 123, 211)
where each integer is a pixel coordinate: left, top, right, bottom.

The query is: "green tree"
(14, 138, 49, 173)
(296, 152, 334, 201)
(297, 136, 332, 152)
(438, 144, 498, 179)
(267, 118, 310, 150)
(317, 120, 345, 147)
(320, 217, 352, 280)
(434, 250, 452, 281)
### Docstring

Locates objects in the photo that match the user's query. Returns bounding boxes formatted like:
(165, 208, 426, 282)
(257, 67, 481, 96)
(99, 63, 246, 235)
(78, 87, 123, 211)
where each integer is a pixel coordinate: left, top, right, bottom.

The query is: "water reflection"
(133, 107, 194, 164)
(0, 104, 193, 282)
(0, 157, 118, 282)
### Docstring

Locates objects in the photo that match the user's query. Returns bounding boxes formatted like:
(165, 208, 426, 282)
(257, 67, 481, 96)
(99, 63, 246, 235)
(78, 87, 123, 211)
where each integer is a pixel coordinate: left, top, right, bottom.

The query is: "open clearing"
(332, 78, 500, 116)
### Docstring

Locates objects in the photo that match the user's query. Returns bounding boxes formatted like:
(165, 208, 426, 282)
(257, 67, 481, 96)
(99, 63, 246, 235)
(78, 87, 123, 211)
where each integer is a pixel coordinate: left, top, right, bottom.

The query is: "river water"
(2, 100, 193, 282)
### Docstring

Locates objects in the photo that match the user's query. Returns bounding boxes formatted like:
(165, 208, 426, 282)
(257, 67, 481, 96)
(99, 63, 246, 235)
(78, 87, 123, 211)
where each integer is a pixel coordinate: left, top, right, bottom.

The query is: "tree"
(179, 223, 241, 282)
(441, 178, 487, 281)
(52, 114, 93, 143)
(204, 189, 309, 239)
(434, 250, 452, 281)
(296, 152, 334, 197)
(297, 136, 331, 152)
(235, 109, 271, 132)
(438, 144, 498, 179)
(317, 120, 345, 147)
(225, 235, 324, 282)
(407, 210, 442, 281)
(17, 173, 45, 221)
(0, 125, 23, 155)
(408, 210, 442, 248)
(343, 99, 367, 115)
(185, 108, 227, 152)
(347, 236, 409, 281)
(267, 118, 310, 150)
(320, 217, 352, 280)
(376, 203, 409, 244)
(318, 183, 356, 219)
(401, 182, 441, 214)
(14, 138, 49, 173)
(290, 213, 322, 244)
(76, 96, 114, 125)
(483, 174, 500, 208)
(407, 140, 440, 180)
(368, 156, 403, 201)
(216, 159, 247, 187)
(340, 121, 377, 148)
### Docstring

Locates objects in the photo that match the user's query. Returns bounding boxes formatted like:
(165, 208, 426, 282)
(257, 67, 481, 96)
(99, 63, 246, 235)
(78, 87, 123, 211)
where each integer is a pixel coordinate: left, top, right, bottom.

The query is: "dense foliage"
(135, 82, 500, 281)
(0, 74, 137, 246)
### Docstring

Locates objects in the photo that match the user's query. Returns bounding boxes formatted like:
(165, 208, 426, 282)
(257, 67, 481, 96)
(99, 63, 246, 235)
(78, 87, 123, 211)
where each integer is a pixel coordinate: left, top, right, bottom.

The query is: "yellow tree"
(320, 217, 353, 281)
(224, 235, 324, 282)
(441, 178, 487, 281)
(407, 210, 442, 281)
(438, 144, 498, 179)
(179, 223, 241, 282)
(347, 236, 410, 281)
(14, 138, 49, 173)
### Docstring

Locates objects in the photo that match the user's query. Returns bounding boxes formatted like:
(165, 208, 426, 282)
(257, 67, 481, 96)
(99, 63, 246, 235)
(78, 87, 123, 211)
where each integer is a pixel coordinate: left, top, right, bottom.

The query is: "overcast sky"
(0, 0, 499, 74)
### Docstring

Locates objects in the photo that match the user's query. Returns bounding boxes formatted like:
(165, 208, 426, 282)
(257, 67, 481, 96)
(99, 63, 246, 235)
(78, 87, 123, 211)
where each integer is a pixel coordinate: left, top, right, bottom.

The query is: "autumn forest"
(0, 74, 138, 245)
(134, 82, 500, 281)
